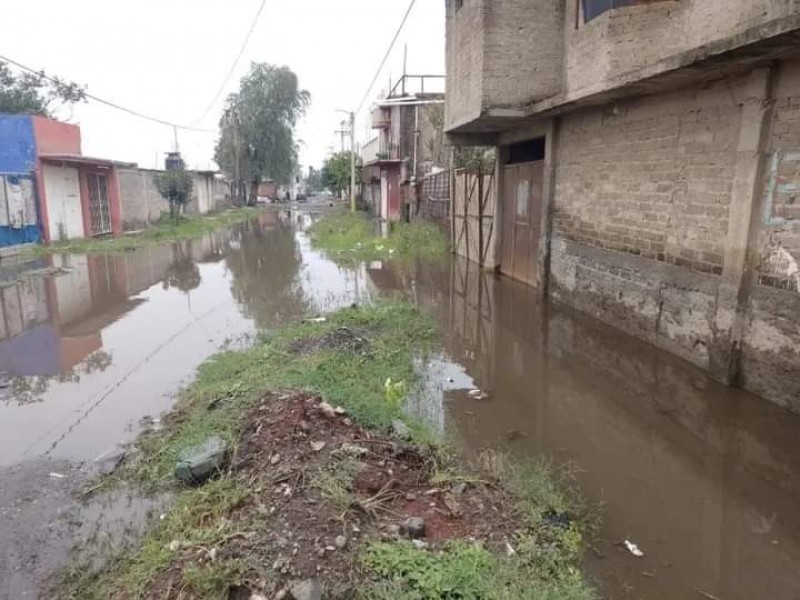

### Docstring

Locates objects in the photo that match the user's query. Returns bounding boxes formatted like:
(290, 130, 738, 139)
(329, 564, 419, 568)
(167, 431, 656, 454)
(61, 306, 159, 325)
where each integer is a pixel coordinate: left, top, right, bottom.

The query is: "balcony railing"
(387, 74, 445, 99)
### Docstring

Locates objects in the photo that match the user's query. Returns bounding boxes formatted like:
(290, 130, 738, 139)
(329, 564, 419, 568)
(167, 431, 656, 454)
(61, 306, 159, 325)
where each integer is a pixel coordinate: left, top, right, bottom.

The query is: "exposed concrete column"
(711, 67, 774, 384)
(538, 118, 559, 298)
(490, 143, 510, 272)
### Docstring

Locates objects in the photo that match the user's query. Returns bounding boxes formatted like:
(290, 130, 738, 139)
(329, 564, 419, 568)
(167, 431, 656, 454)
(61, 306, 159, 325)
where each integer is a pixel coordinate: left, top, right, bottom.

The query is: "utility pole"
(349, 110, 356, 213)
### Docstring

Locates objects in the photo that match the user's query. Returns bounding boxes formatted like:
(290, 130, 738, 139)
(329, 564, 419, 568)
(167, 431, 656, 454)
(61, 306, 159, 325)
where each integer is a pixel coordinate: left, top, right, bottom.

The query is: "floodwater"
(1, 206, 799, 599)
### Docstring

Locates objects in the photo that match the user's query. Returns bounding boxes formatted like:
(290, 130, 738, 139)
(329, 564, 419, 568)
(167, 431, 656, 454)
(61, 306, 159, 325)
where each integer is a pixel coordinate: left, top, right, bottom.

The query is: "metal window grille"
(87, 173, 112, 236)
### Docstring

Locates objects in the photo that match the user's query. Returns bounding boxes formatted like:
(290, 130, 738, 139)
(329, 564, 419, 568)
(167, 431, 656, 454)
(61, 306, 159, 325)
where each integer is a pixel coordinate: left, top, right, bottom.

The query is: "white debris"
(49, 472, 65, 479)
(305, 317, 327, 323)
(318, 401, 337, 418)
(505, 542, 517, 556)
(624, 540, 645, 557)
(310, 441, 327, 452)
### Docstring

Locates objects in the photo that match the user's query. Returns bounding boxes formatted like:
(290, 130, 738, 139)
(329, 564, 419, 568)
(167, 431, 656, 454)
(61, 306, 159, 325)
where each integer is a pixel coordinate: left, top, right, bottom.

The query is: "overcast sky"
(3, 0, 445, 172)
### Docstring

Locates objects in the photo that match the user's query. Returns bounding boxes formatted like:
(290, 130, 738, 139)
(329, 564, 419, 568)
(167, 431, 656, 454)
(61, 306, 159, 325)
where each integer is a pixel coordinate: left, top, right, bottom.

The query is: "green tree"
(307, 166, 323, 193)
(0, 61, 85, 115)
(321, 151, 359, 198)
(215, 63, 309, 205)
(154, 168, 194, 221)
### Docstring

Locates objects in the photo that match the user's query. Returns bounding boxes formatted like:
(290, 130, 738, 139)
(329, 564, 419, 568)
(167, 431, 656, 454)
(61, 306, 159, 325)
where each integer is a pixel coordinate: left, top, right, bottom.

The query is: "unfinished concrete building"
(444, 0, 800, 412)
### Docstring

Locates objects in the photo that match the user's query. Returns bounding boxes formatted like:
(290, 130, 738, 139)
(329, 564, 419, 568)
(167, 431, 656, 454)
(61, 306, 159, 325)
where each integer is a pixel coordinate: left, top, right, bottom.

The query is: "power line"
(190, 0, 267, 126)
(0, 53, 215, 133)
(354, 0, 417, 117)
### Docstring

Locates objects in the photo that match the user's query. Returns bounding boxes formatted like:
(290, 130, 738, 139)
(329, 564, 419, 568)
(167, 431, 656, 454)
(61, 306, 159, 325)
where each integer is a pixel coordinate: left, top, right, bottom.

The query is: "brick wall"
(553, 76, 742, 274)
(445, 0, 484, 130)
(741, 58, 800, 410)
(548, 60, 800, 412)
(444, 0, 564, 131)
(482, 0, 564, 107)
(565, 0, 799, 99)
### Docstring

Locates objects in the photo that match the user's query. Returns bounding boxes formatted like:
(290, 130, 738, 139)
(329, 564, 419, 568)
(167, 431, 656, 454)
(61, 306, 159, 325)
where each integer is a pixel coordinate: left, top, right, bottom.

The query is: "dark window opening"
(454, 0, 463, 11)
(582, 0, 635, 23)
(507, 138, 545, 165)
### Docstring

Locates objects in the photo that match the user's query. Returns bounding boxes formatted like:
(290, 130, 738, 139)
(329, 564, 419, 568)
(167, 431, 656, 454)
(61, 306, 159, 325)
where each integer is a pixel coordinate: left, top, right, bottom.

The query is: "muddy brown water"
(0, 207, 799, 599)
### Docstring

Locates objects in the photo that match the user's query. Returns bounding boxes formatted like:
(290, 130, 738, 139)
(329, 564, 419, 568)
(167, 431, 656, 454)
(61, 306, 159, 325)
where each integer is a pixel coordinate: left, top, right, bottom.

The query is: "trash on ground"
(624, 539, 645, 557)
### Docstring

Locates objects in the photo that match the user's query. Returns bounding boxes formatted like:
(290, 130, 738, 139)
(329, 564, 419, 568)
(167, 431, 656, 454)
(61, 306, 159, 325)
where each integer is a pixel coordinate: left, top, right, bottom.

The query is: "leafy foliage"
(0, 61, 85, 116)
(454, 146, 495, 172)
(215, 63, 309, 203)
(364, 541, 494, 599)
(154, 168, 194, 220)
(308, 210, 449, 265)
(321, 151, 359, 197)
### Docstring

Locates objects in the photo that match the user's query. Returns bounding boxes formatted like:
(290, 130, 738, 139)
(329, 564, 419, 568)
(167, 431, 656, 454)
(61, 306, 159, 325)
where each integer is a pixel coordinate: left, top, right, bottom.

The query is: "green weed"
(308, 210, 449, 265)
(26, 207, 264, 255)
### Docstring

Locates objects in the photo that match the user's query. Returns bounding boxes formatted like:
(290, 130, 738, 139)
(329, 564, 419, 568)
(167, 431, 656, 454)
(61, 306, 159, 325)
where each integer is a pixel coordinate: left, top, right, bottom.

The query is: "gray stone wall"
(548, 62, 800, 412)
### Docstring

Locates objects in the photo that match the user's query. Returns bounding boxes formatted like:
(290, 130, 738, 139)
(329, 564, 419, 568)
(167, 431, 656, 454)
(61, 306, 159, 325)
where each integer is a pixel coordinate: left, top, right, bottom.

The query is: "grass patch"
(308, 209, 449, 264)
(359, 453, 595, 600)
(122, 301, 436, 490)
(59, 302, 595, 599)
(26, 207, 264, 255)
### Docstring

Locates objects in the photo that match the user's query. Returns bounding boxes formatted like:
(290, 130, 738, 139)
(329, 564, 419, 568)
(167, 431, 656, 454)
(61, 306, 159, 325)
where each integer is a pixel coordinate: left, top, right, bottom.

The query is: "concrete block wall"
(444, 0, 564, 131)
(553, 77, 742, 274)
(482, 0, 564, 107)
(445, 0, 484, 130)
(565, 0, 800, 100)
(741, 59, 800, 410)
(548, 62, 800, 411)
(118, 168, 169, 230)
(118, 168, 207, 231)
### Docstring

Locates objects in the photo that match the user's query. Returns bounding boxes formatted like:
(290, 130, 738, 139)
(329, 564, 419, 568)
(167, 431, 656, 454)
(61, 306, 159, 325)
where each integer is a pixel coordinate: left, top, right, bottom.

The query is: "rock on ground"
(289, 578, 322, 600)
(174, 436, 228, 485)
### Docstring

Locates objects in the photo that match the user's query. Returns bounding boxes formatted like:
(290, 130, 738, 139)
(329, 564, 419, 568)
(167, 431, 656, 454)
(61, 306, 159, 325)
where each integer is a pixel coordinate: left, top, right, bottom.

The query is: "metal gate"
(500, 161, 543, 286)
(87, 173, 112, 236)
(453, 169, 496, 267)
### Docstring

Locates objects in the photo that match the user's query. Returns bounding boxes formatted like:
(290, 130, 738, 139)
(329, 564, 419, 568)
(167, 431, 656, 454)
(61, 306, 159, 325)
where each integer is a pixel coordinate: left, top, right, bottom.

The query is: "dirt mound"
(288, 327, 369, 356)
(221, 391, 518, 595)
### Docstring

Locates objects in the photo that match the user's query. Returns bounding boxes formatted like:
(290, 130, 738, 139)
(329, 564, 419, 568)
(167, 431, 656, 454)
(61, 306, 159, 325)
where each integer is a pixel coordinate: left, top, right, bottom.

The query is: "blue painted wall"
(0, 115, 41, 247)
(0, 114, 36, 173)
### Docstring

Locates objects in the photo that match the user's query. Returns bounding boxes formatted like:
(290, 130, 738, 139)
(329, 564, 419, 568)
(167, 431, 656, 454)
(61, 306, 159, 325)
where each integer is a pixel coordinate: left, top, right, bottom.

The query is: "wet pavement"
(1, 206, 800, 599)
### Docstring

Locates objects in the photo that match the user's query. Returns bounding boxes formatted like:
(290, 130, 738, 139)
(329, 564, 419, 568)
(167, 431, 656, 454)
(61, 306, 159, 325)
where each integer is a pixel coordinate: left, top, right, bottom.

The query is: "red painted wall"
(387, 165, 402, 221)
(31, 116, 81, 155)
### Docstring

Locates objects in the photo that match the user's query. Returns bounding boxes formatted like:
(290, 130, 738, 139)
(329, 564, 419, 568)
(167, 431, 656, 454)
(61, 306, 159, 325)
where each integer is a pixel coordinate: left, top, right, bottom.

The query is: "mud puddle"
(0, 208, 370, 596)
(372, 257, 800, 600)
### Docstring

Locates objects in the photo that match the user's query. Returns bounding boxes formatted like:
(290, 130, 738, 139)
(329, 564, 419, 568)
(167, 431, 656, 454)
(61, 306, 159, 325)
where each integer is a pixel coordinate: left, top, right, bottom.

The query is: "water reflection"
(0, 210, 369, 467)
(365, 257, 800, 600)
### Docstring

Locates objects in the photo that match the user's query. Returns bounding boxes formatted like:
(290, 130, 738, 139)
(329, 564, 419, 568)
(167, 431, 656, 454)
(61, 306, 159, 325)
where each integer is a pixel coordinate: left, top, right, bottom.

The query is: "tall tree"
(215, 63, 309, 204)
(0, 61, 85, 115)
(321, 151, 359, 198)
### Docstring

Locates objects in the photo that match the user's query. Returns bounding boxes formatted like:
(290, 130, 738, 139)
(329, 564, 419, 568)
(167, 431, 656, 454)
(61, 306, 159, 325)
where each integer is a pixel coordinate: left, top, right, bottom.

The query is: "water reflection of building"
(0, 232, 230, 386)
(365, 257, 800, 600)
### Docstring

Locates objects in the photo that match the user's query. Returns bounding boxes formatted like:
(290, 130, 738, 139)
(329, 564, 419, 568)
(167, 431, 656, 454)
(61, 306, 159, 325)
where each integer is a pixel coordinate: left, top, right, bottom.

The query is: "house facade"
(363, 75, 446, 221)
(0, 114, 124, 248)
(444, 0, 800, 411)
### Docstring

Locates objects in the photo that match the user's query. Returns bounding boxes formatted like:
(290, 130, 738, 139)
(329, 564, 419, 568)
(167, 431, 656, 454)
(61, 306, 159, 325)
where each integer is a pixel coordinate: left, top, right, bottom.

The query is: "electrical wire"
(0, 53, 215, 133)
(354, 0, 417, 117)
(190, 0, 267, 126)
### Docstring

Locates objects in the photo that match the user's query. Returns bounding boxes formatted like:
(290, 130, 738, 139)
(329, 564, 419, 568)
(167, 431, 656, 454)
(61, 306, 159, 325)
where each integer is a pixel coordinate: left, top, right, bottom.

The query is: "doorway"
(500, 138, 545, 286)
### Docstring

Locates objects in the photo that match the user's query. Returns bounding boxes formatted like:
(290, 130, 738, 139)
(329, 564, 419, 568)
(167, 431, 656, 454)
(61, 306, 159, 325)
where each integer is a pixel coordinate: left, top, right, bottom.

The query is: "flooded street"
(2, 208, 800, 599)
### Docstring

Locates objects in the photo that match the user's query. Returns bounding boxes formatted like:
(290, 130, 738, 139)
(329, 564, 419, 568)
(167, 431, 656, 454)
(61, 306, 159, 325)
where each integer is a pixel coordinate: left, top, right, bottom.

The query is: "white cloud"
(4, 0, 444, 171)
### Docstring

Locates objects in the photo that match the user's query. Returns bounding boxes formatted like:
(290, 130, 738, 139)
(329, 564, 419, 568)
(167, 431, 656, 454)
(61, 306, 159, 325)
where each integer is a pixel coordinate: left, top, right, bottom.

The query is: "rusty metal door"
(500, 161, 543, 286)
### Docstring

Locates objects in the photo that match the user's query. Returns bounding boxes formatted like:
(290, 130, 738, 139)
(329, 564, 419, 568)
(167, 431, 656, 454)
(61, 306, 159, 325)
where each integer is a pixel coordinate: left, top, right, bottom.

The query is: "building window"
(454, 0, 463, 11)
(582, 0, 635, 23)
